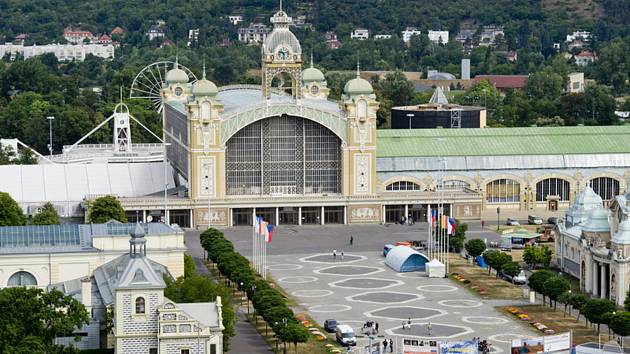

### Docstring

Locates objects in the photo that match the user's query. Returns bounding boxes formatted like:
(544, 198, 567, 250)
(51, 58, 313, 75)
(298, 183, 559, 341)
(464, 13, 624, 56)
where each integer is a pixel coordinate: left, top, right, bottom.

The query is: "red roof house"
(474, 75, 529, 92)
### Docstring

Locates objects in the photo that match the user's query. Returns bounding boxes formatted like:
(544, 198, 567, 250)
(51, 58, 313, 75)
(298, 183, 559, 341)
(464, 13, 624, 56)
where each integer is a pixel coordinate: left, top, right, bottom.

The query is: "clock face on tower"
(278, 47, 289, 61)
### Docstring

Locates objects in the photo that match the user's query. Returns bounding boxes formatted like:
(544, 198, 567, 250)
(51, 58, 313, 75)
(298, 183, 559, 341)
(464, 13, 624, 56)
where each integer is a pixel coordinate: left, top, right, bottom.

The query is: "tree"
(484, 251, 512, 276)
(450, 220, 468, 253)
(31, 202, 60, 225)
(528, 270, 555, 304)
(542, 276, 570, 310)
(557, 292, 573, 316)
(523, 245, 552, 269)
(0, 287, 89, 353)
(465, 239, 486, 259)
(501, 261, 521, 279)
(0, 191, 26, 226)
(582, 299, 616, 333)
(569, 293, 589, 321)
(624, 290, 630, 311)
(88, 195, 127, 223)
(183, 254, 195, 278)
(610, 312, 630, 337)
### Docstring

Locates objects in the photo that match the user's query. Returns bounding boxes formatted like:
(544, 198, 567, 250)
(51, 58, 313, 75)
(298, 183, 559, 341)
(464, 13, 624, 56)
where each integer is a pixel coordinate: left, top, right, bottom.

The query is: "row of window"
(384, 177, 621, 203)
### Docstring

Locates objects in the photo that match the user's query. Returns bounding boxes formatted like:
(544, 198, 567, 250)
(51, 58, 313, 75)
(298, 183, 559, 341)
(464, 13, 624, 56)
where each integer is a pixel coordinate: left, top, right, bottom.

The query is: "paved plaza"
(185, 224, 536, 353)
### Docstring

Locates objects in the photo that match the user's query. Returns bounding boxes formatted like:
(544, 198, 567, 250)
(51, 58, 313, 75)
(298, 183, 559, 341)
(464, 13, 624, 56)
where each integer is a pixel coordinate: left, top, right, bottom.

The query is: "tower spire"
(202, 60, 207, 79)
(310, 50, 314, 68)
(356, 60, 361, 78)
(279, 0, 283, 11)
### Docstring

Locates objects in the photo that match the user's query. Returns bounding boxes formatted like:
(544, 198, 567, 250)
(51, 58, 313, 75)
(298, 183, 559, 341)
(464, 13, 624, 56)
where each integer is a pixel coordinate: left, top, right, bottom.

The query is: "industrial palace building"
(2, 8, 630, 229)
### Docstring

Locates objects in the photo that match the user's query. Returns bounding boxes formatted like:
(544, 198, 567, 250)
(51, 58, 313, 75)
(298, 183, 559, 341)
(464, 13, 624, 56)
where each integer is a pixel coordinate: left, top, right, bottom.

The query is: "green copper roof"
(376, 126, 630, 158)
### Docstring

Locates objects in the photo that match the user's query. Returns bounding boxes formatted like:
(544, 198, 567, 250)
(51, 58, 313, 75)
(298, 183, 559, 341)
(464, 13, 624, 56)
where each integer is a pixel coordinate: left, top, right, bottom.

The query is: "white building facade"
(428, 30, 449, 44)
(0, 43, 115, 61)
(351, 28, 369, 40)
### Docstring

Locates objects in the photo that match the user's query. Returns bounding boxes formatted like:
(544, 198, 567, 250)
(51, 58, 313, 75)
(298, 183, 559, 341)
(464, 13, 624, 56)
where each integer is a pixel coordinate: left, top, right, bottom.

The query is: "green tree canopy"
(483, 250, 512, 276)
(523, 245, 552, 268)
(465, 239, 486, 258)
(501, 261, 521, 278)
(610, 311, 630, 337)
(31, 202, 60, 225)
(88, 195, 127, 223)
(542, 276, 570, 309)
(528, 269, 556, 302)
(0, 287, 89, 353)
(582, 299, 616, 333)
(450, 220, 468, 253)
(0, 191, 26, 226)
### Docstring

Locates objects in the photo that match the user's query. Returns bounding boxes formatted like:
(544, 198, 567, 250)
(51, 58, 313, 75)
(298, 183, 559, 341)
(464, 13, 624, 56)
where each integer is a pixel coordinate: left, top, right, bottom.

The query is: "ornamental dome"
(192, 66, 218, 97)
(582, 208, 610, 232)
(613, 219, 630, 245)
(303, 67, 325, 83)
(572, 185, 603, 211)
(263, 10, 301, 57)
(344, 77, 373, 96)
(165, 61, 189, 84)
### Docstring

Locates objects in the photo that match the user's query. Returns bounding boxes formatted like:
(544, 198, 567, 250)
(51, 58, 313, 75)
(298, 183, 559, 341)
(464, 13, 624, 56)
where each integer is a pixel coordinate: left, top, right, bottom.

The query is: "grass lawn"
(500, 305, 605, 345)
(449, 256, 524, 299)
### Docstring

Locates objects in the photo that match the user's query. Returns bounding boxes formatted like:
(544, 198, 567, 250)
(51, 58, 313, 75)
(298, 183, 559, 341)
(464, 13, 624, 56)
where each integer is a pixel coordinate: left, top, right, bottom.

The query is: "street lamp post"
(406, 113, 414, 129)
(46, 116, 55, 156)
(496, 207, 500, 231)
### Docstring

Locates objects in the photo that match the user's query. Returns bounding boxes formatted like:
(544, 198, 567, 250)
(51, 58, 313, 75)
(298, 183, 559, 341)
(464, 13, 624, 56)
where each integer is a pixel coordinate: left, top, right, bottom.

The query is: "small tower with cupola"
(261, 5, 303, 99)
(301, 54, 329, 99)
(161, 59, 192, 102)
(342, 64, 379, 196)
(186, 65, 226, 226)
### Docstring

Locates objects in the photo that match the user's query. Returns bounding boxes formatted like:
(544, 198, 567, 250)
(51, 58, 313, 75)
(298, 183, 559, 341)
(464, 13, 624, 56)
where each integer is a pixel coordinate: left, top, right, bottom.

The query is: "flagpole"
(253, 215, 257, 273)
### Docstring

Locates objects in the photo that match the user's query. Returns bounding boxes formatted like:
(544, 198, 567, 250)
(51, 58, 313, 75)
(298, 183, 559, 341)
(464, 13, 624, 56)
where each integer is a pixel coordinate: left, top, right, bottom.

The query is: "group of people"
(362, 320, 379, 334)
(332, 249, 345, 260)
(381, 338, 394, 353)
(473, 337, 491, 354)
(399, 216, 415, 225)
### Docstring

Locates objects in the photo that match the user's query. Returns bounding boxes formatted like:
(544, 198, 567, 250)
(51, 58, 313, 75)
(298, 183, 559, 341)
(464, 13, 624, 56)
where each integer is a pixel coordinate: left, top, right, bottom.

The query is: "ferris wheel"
(129, 61, 197, 113)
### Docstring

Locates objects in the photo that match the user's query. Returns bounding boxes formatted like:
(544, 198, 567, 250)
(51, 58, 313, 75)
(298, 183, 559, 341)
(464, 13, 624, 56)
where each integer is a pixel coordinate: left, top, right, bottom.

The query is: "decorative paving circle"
(300, 254, 366, 264)
(488, 333, 528, 344)
(278, 276, 318, 284)
(347, 291, 422, 304)
(329, 277, 404, 290)
(416, 285, 458, 293)
(438, 299, 483, 308)
(265, 263, 303, 271)
(461, 316, 509, 325)
(309, 304, 352, 313)
(291, 289, 334, 298)
(366, 306, 446, 320)
(314, 265, 384, 276)
(387, 322, 473, 339)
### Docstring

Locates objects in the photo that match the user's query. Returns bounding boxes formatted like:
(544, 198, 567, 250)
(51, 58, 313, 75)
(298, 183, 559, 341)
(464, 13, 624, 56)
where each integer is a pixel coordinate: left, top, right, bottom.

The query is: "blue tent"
(385, 246, 430, 272)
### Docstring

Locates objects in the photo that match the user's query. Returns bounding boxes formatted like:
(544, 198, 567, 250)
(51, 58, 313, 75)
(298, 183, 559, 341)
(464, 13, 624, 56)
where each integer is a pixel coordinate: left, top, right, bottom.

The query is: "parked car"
(335, 325, 356, 346)
(528, 215, 543, 225)
(324, 319, 338, 333)
(506, 218, 520, 226)
(500, 270, 527, 285)
(547, 217, 558, 225)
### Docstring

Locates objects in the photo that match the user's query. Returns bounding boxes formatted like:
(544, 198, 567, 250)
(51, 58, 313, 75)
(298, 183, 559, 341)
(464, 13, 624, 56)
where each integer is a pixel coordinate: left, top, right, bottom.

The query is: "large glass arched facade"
(226, 116, 341, 195)
(590, 177, 620, 201)
(536, 178, 571, 201)
(486, 179, 521, 203)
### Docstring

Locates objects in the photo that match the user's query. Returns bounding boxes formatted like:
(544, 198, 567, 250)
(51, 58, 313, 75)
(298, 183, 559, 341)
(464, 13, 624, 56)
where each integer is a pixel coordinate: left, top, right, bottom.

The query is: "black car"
(547, 217, 558, 225)
(324, 319, 338, 333)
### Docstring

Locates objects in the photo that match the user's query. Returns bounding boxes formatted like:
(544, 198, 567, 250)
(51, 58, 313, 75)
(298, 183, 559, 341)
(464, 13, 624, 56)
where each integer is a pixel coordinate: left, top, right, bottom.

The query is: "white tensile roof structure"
(0, 163, 175, 217)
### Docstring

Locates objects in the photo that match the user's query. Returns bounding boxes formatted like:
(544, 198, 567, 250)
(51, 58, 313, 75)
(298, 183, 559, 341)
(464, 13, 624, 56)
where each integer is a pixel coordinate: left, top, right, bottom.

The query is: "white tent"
(426, 259, 445, 278)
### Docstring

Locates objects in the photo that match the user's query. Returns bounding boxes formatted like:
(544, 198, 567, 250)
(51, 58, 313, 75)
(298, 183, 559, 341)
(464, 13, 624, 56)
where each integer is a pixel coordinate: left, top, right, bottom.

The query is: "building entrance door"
(548, 200, 558, 211)
(302, 207, 321, 224)
(233, 208, 253, 226)
(385, 205, 405, 223)
(408, 204, 424, 223)
(279, 207, 298, 225)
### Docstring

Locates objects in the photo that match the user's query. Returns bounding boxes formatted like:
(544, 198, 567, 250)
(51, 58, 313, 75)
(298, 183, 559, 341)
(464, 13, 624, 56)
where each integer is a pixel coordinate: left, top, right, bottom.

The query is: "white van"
(335, 324, 356, 346)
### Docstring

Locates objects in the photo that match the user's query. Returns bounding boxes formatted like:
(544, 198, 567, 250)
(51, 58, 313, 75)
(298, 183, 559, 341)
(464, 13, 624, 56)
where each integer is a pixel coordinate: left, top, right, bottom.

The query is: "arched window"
(357, 99, 368, 121)
(486, 179, 520, 203)
(135, 297, 146, 314)
(386, 181, 421, 191)
(7, 271, 37, 287)
(201, 102, 211, 120)
(440, 180, 470, 190)
(590, 177, 620, 201)
(536, 178, 570, 201)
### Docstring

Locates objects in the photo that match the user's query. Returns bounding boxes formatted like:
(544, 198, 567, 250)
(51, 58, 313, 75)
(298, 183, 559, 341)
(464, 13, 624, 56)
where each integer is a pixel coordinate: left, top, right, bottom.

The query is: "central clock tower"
(261, 7, 302, 99)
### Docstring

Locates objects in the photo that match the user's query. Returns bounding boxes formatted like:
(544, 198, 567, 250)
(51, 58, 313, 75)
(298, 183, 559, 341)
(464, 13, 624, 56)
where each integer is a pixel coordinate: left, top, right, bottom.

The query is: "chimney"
(81, 277, 92, 314)
(461, 59, 470, 80)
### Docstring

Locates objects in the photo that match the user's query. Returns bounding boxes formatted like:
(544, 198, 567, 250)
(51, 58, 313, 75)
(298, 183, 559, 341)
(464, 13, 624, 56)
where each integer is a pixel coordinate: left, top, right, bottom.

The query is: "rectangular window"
(210, 344, 217, 354)
(149, 349, 157, 354)
(181, 350, 190, 354)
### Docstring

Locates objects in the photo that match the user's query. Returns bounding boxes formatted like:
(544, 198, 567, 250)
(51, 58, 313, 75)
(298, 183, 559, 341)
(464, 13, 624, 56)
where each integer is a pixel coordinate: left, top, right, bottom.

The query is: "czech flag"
(449, 217, 456, 235)
(265, 224, 274, 243)
(431, 209, 437, 224)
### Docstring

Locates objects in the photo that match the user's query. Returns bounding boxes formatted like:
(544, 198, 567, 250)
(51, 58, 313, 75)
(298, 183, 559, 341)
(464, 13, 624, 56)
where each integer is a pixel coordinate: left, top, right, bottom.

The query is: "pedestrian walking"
(350, 235, 354, 246)
(407, 317, 412, 328)
(427, 322, 432, 336)
(389, 339, 393, 352)
(481, 220, 485, 229)
(333, 249, 337, 260)
(375, 322, 379, 333)
(383, 339, 388, 351)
